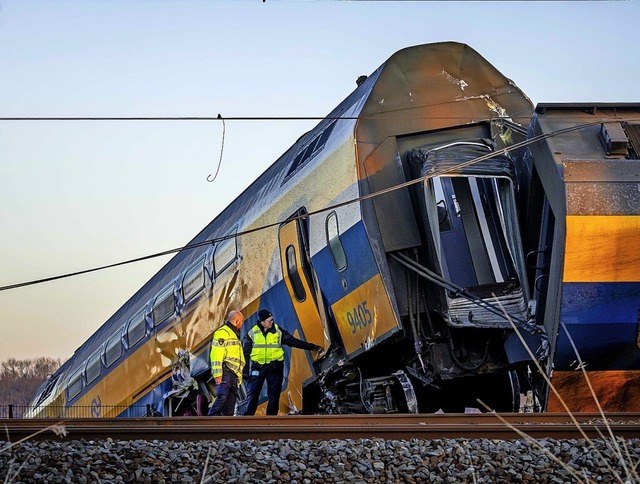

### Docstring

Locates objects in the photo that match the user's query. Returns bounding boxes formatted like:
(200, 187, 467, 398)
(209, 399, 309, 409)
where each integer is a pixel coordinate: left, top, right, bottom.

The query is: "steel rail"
(2, 413, 640, 442)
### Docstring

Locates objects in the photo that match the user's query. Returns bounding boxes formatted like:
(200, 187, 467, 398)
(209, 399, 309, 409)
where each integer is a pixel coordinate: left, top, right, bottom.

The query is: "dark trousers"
(242, 360, 284, 416)
(208, 368, 239, 416)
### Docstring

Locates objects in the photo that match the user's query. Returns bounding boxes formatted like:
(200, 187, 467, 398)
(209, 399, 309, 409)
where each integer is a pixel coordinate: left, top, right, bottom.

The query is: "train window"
(85, 351, 101, 385)
(152, 286, 175, 327)
(214, 233, 237, 277)
(326, 212, 347, 272)
(67, 371, 83, 400)
(34, 375, 60, 407)
(126, 309, 147, 347)
(284, 119, 337, 182)
(286, 245, 306, 302)
(182, 259, 205, 303)
(104, 331, 123, 367)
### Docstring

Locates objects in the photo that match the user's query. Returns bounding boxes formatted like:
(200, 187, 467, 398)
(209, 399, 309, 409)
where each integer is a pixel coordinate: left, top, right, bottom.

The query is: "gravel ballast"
(2, 437, 639, 483)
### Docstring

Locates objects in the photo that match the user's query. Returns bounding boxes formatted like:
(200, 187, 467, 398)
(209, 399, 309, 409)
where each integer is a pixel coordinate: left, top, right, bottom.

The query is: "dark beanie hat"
(258, 309, 272, 322)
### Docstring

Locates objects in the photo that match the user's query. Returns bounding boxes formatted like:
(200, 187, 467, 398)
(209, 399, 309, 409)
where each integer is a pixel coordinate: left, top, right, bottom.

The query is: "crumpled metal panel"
(364, 137, 422, 252)
(163, 350, 198, 400)
(408, 142, 517, 180)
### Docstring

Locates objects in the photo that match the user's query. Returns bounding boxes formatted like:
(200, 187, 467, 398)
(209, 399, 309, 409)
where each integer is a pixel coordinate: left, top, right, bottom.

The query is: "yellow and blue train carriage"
(28, 41, 547, 417)
(526, 104, 640, 412)
(29, 42, 638, 417)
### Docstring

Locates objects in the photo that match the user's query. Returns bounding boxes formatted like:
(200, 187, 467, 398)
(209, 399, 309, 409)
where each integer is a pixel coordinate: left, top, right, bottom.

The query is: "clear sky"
(1, 0, 638, 362)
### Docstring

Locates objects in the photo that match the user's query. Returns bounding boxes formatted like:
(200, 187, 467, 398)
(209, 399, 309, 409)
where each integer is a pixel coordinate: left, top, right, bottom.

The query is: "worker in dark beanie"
(241, 308, 321, 415)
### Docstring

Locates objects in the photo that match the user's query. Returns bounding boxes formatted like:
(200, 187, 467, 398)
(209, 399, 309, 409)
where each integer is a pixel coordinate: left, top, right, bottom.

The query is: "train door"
(276, 210, 331, 412)
(278, 210, 331, 356)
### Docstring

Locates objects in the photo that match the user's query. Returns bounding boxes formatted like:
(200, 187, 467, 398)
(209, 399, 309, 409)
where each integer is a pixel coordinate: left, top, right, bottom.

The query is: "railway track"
(2, 413, 640, 442)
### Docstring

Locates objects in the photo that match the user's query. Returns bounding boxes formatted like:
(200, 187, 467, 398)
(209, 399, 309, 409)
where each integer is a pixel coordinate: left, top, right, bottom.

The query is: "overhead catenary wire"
(0, 111, 633, 122)
(2, 101, 637, 123)
(0, 116, 636, 293)
(0, 116, 348, 121)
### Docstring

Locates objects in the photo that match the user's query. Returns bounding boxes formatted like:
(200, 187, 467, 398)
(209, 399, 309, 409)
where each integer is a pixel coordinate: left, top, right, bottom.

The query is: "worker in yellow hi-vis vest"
(208, 310, 245, 416)
(241, 308, 320, 415)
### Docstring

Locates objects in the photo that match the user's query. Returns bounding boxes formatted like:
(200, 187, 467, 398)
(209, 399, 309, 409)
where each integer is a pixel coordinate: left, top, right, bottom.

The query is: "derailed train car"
(28, 42, 640, 417)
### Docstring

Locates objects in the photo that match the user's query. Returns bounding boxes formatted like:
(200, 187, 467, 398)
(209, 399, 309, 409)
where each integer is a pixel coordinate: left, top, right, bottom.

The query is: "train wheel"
(474, 370, 521, 412)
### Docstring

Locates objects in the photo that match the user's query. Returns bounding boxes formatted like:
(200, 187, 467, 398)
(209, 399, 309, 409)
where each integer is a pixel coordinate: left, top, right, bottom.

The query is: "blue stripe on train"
(115, 380, 171, 417)
(252, 221, 379, 343)
(561, 282, 640, 325)
(554, 282, 640, 371)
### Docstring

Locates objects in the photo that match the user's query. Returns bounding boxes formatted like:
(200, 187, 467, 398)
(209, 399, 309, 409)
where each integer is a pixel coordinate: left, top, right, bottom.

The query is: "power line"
(0, 110, 541, 123)
(0, 116, 339, 121)
(0, 118, 618, 293)
(0, 110, 631, 123)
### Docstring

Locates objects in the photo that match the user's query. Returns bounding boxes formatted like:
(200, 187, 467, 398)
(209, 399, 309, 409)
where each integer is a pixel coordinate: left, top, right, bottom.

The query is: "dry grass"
(200, 444, 213, 484)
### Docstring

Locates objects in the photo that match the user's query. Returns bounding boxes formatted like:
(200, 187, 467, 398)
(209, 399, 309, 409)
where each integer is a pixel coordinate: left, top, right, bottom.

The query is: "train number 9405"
(346, 301, 373, 334)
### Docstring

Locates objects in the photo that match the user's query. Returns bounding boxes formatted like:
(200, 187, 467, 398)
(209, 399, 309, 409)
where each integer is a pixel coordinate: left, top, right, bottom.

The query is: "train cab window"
(152, 286, 175, 327)
(182, 259, 205, 303)
(67, 371, 83, 400)
(429, 175, 518, 290)
(104, 331, 123, 367)
(286, 245, 306, 302)
(126, 309, 147, 347)
(326, 212, 347, 272)
(214, 233, 237, 277)
(85, 351, 102, 385)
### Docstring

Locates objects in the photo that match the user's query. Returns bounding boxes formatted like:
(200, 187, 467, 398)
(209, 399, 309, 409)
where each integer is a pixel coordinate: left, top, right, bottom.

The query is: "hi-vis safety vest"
(249, 323, 285, 365)
(210, 324, 245, 384)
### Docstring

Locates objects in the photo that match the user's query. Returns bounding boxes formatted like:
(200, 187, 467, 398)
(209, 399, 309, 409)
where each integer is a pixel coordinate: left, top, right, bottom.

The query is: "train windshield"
(430, 175, 517, 293)
(414, 142, 530, 327)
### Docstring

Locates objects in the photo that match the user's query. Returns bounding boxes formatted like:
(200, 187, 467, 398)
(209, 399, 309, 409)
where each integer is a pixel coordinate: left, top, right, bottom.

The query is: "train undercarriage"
(309, 323, 541, 415)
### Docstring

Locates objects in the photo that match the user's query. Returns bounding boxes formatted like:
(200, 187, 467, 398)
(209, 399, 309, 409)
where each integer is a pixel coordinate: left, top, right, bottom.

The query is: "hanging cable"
(0, 106, 634, 123)
(390, 252, 546, 338)
(207, 114, 225, 182)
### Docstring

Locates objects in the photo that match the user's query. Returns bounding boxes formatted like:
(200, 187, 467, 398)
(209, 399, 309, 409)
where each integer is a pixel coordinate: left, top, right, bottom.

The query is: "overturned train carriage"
(28, 42, 640, 418)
